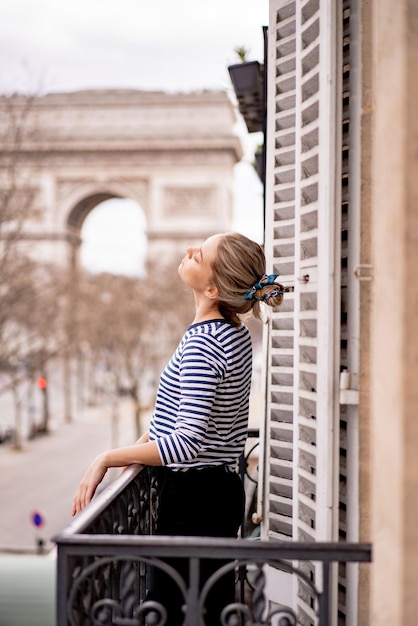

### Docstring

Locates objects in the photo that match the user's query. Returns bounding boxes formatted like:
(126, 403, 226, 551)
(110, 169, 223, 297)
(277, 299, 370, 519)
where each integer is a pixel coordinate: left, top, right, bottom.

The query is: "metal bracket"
(339, 371, 359, 405)
(354, 264, 373, 281)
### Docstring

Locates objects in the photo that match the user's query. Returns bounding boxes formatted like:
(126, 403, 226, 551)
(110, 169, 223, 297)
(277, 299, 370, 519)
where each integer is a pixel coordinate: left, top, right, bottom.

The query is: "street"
(0, 399, 147, 553)
(0, 358, 261, 555)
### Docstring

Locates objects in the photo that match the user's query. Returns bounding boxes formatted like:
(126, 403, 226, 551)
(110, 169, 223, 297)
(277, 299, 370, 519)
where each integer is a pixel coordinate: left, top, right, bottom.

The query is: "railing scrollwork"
(54, 437, 371, 626)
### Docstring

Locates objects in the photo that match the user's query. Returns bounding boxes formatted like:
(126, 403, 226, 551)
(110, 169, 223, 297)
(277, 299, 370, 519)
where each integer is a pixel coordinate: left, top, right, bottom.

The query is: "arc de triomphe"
(2, 89, 242, 269)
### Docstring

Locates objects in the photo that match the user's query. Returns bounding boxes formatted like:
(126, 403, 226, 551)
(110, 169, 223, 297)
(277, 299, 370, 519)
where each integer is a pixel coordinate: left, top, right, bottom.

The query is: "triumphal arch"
(2, 89, 242, 269)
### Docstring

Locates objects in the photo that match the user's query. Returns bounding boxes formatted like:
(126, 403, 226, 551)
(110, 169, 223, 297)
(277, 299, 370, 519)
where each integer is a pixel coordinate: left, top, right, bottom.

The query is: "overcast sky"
(0, 0, 268, 274)
(0, 0, 268, 94)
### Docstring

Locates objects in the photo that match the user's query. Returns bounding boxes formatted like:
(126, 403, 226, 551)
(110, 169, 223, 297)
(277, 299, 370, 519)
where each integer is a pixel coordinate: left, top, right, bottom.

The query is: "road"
(0, 399, 148, 553)
(0, 375, 262, 555)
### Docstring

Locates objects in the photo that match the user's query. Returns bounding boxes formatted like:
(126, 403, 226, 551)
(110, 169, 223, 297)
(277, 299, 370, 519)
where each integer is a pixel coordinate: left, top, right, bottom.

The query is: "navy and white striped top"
(149, 319, 253, 470)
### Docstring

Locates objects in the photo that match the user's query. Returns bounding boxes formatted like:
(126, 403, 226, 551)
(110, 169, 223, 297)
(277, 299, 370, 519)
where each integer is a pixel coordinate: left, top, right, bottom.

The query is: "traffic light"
(36, 377, 47, 390)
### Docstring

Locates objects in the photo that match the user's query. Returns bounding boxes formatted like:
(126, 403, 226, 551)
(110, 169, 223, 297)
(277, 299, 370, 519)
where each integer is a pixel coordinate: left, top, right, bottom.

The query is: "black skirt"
(147, 465, 245, 626)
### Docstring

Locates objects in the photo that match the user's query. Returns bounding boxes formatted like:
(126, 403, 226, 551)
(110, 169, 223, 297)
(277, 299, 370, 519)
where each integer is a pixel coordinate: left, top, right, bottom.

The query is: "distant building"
(0, 89, 242, 269)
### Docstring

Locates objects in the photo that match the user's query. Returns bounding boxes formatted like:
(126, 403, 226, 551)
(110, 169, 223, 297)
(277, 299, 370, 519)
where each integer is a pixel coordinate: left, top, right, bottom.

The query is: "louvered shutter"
(262, 0, 342, 621)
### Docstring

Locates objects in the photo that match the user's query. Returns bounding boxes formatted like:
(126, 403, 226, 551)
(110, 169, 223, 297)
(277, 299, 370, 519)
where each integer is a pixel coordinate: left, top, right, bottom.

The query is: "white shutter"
(263, 0, 342, 621)
(263, 0, 298, 546)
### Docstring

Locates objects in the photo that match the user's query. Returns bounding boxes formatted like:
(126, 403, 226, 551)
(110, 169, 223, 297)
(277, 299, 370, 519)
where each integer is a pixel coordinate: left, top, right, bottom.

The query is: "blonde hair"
(211, 232, 283, 327)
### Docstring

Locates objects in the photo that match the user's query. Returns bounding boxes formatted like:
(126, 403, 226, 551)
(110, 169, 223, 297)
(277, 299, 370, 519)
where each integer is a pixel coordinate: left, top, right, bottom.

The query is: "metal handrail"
(55, 532, 371, 626)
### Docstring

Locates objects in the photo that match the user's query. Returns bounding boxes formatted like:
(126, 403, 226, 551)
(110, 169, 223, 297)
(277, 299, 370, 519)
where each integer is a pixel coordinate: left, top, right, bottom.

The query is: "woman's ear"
(204, 282, 219, 300)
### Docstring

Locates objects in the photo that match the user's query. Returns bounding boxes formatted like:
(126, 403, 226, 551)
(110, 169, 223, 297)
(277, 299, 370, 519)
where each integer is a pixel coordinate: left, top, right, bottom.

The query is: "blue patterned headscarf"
(244, 274, 284, 304)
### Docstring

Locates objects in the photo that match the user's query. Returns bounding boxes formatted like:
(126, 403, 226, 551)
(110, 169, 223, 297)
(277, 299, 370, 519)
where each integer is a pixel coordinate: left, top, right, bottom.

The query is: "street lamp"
(36, 376, 49, 434)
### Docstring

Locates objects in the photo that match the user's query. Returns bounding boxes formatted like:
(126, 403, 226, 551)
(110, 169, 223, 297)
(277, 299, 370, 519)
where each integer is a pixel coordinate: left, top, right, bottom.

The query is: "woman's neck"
(192, 298, 222, 324)
(192, 313, 224, 324)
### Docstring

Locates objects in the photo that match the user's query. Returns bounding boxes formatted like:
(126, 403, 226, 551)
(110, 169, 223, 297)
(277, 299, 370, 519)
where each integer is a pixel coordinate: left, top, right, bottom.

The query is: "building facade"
(260, 0, 418, 624)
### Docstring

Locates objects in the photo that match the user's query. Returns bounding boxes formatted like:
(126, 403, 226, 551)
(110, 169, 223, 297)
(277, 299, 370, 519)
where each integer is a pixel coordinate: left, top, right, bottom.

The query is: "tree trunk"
(111, 397, 119, 448)
(40, 378, 50, 434)
(11, 384, 22, 450)
(129, 386, 142, 440)
(63, 352, 72, 423)
(134, 402, 142, 440)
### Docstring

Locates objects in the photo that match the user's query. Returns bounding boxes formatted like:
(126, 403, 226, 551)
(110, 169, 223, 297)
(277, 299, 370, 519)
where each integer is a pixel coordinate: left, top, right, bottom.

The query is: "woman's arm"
(152, 335, 225, 465)
(71, 438, 161, 516)
(119, 430, 150, 473)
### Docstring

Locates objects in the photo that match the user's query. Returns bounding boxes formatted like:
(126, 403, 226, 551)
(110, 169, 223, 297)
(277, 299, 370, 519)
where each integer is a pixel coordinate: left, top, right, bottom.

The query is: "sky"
(0, 0, 268, 275)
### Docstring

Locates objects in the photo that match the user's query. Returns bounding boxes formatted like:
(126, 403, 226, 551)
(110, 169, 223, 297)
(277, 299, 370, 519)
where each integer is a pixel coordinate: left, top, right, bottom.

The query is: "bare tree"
(0, 92, 38, 271)
(0, 92, 72, 446)
(0, 259, 67, 446)
(76, 266, 193, 439)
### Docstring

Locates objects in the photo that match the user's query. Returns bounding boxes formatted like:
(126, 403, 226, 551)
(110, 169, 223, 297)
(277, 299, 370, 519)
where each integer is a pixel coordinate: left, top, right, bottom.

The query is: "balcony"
(54, 433, 371, 625)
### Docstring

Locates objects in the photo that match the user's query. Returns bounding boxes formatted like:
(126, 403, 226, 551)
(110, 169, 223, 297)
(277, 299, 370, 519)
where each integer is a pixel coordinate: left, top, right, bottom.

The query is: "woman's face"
(178, 233, 224, 292)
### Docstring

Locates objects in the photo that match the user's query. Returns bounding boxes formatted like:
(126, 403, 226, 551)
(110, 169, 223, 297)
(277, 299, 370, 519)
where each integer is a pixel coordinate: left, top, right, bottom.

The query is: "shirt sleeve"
(155, 333, 227, 465)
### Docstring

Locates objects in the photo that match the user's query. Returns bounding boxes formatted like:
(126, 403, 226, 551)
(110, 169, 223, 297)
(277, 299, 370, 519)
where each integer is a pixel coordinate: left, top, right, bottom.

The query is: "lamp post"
(36, 376, 49, 434)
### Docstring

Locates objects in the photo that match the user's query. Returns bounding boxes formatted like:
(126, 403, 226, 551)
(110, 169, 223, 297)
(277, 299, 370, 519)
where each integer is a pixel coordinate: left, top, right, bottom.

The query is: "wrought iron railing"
(54, 439, 371, 626)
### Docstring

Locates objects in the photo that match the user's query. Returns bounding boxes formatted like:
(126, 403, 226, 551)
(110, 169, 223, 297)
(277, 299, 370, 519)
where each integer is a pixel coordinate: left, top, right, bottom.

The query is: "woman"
(72, 232, 284, 625)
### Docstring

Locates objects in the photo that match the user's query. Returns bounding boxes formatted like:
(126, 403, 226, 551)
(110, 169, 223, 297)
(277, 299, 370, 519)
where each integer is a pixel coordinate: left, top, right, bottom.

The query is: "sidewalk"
(0, 399, 150, 554)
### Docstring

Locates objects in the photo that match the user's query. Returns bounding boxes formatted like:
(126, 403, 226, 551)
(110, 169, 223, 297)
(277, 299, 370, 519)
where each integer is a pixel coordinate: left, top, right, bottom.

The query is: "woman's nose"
(186, 247, 193, 258)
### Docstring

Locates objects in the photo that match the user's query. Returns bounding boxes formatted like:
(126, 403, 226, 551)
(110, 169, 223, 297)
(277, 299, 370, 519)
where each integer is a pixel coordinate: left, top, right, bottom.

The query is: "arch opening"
(79, 198, 147, 277)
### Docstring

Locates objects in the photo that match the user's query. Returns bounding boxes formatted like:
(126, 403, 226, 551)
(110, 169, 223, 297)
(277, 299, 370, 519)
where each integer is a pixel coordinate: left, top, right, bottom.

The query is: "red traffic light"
(36, 377, 47, 390)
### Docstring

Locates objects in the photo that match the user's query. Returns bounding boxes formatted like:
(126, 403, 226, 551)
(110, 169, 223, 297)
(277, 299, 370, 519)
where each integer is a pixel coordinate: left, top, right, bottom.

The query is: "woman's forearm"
(102, 439, 162, 468)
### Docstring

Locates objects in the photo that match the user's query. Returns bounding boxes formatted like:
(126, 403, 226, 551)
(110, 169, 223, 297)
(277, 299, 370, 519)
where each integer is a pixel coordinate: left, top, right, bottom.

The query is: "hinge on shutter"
(339, 370, 359, 405)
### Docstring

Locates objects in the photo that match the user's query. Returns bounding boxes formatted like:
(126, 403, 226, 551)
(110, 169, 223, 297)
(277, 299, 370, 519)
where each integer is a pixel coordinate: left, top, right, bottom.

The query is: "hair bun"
(256, 284, 284, 306)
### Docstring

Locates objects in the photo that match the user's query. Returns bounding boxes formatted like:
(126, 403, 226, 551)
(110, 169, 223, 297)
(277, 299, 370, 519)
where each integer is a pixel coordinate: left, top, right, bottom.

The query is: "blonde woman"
(72, 232, 284, 626)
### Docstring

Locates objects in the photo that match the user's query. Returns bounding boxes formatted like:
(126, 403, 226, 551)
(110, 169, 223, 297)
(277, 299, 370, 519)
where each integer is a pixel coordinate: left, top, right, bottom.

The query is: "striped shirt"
(149, 319, 253, 470)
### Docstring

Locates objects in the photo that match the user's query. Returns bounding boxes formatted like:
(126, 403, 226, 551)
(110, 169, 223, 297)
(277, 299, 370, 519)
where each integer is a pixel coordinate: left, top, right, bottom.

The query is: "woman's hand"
(71, 436, 161, 516)
(71, 454, 108, 516)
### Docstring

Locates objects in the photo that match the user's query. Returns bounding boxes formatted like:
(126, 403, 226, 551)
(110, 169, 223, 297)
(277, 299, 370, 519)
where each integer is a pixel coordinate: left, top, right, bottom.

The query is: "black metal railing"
(238, 428, 260, 538)
(54, 441, 371, 626)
